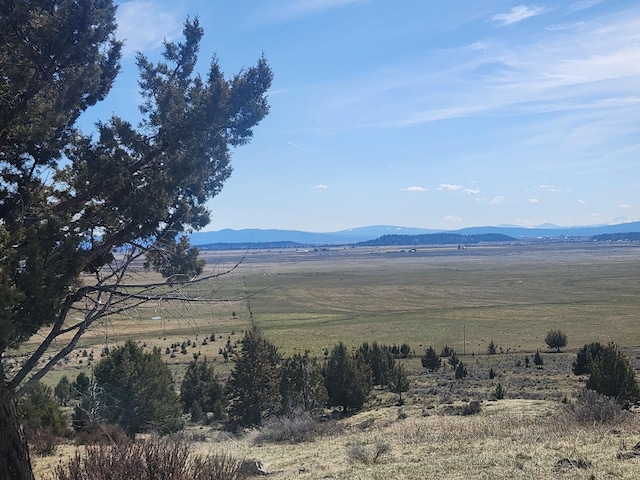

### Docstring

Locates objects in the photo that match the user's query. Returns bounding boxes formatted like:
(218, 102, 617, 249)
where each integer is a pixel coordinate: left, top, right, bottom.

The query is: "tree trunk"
(0, 383, 35, 480)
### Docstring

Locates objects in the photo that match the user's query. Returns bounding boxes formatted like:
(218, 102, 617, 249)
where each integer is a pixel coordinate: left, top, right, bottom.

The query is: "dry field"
(27, 241, 640, 478)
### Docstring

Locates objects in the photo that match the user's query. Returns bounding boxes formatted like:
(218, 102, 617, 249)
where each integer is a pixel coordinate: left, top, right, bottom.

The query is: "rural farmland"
(28, 241, 640, 479)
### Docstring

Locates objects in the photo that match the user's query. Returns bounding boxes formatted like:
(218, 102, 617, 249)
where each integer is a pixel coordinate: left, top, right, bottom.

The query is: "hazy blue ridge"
(190, 221, 640, 247)
(356, 233, 516, 247)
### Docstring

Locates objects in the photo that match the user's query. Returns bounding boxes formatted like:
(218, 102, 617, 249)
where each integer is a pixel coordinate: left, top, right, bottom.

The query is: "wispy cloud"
(529, 198, 540, 204)
(535, 185, 562, 192)
(568, 0, 604, 14)
(490, 196, 504, 205)
(250, 0, 367, 24)
(492, 5, 547, 25)
(116, 1, 182, 56)
(401, 186, 428, 192)
(314, 184, 329, 189)
(310, 5, 640, 142)
(464, 188, 480, 195)
(618, 203, 632, 208)
(438, 184, 463, 191)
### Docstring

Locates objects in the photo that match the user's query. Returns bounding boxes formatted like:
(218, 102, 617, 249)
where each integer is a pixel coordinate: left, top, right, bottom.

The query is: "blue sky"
(81, 0, 640, 232)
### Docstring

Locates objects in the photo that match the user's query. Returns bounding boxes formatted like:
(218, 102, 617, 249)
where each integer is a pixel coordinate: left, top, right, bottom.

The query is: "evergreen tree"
(455, 362, 468, 380)
(280, 350, 327, 415)
(324, 343, 372, 412)
(573, 342, 605, 375)
(145, 235, 206, 282)
(180, 357, 225, 420)
(0, 0, 272, 479)
(0, 1, 271, 475)
(421, 346, 441, 372)
(54, 376, 72, 407)
(534, 350, 544, 366)
(17, 383, 67, 437)
(358, 341, 396, 387)
(226, 330, 282, 427)
(93, 341, 183, 435)
(586, 343, 640, 408)
(388, 363, 410, 405)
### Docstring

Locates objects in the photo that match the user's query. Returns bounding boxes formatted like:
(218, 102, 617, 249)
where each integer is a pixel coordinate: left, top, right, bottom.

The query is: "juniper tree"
(421, 346, 441, 372)
(0, 2, 271, 476)
(93, 341, 183, 436)
(280, 350, 327, 415)
(180, 357, 225, 421)
(586, 343, 640, 408)
(324, 342, 372, 412)
(226, 330, 282, 427)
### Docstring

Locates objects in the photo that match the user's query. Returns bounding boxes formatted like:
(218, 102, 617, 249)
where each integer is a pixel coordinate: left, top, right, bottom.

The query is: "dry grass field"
(27, 241, 640, 478)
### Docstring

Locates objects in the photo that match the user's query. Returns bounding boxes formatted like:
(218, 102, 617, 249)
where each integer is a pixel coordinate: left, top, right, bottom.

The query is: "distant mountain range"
(188, 221, 640, 248)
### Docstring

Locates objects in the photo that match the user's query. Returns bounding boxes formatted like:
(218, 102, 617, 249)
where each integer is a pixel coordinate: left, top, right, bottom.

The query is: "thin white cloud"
(443, 215, 463, 223)
(250, 0, 367, 24)
(401, 186, 428, 192)
(116, 1, 181, 56)
(490, 196, 504, 205)
(313, 4, 640, 140)
(535, 184, 562, 192)
(464, 188, 480, 195)
(287, 141, 306, 150)
(578, 199, 586, 205)
(618, 203, 632, 208)
(437, 184, 463, 191)
(314, 184, 329, 189)
(529, 198, 540, 204)
(568, 0, 604, 14)
(492, 5, 547, 25)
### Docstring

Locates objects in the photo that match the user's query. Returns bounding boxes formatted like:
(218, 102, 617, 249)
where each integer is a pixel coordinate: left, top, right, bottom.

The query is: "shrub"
(489, 367, 496, 379)
(494, 383, 506, 400)
(462, 400, 482, 416)
(487, 340, 497, 355)
(421, 346, 441, 372)
(346, 440, 391, 464)
(252, 410, 319, 444)
(568, 389, 626, 424)
(52, 438, 246, 480)
(572, 342, 605, 375)
(545, 329, 568, 352)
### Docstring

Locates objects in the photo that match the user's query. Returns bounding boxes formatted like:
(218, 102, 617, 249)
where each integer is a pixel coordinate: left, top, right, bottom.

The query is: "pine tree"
(180, 357, 225, 420)
(280, 350, 327, 415)
(226, 330, 282, 427)
(93, 341, 183, 435)
(586, 343, 640, 408)
(421, 346, 441, 372)
(324, 343, 372, 412)
(388, 363, 410, 405)
(0, 1, 271, 475)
